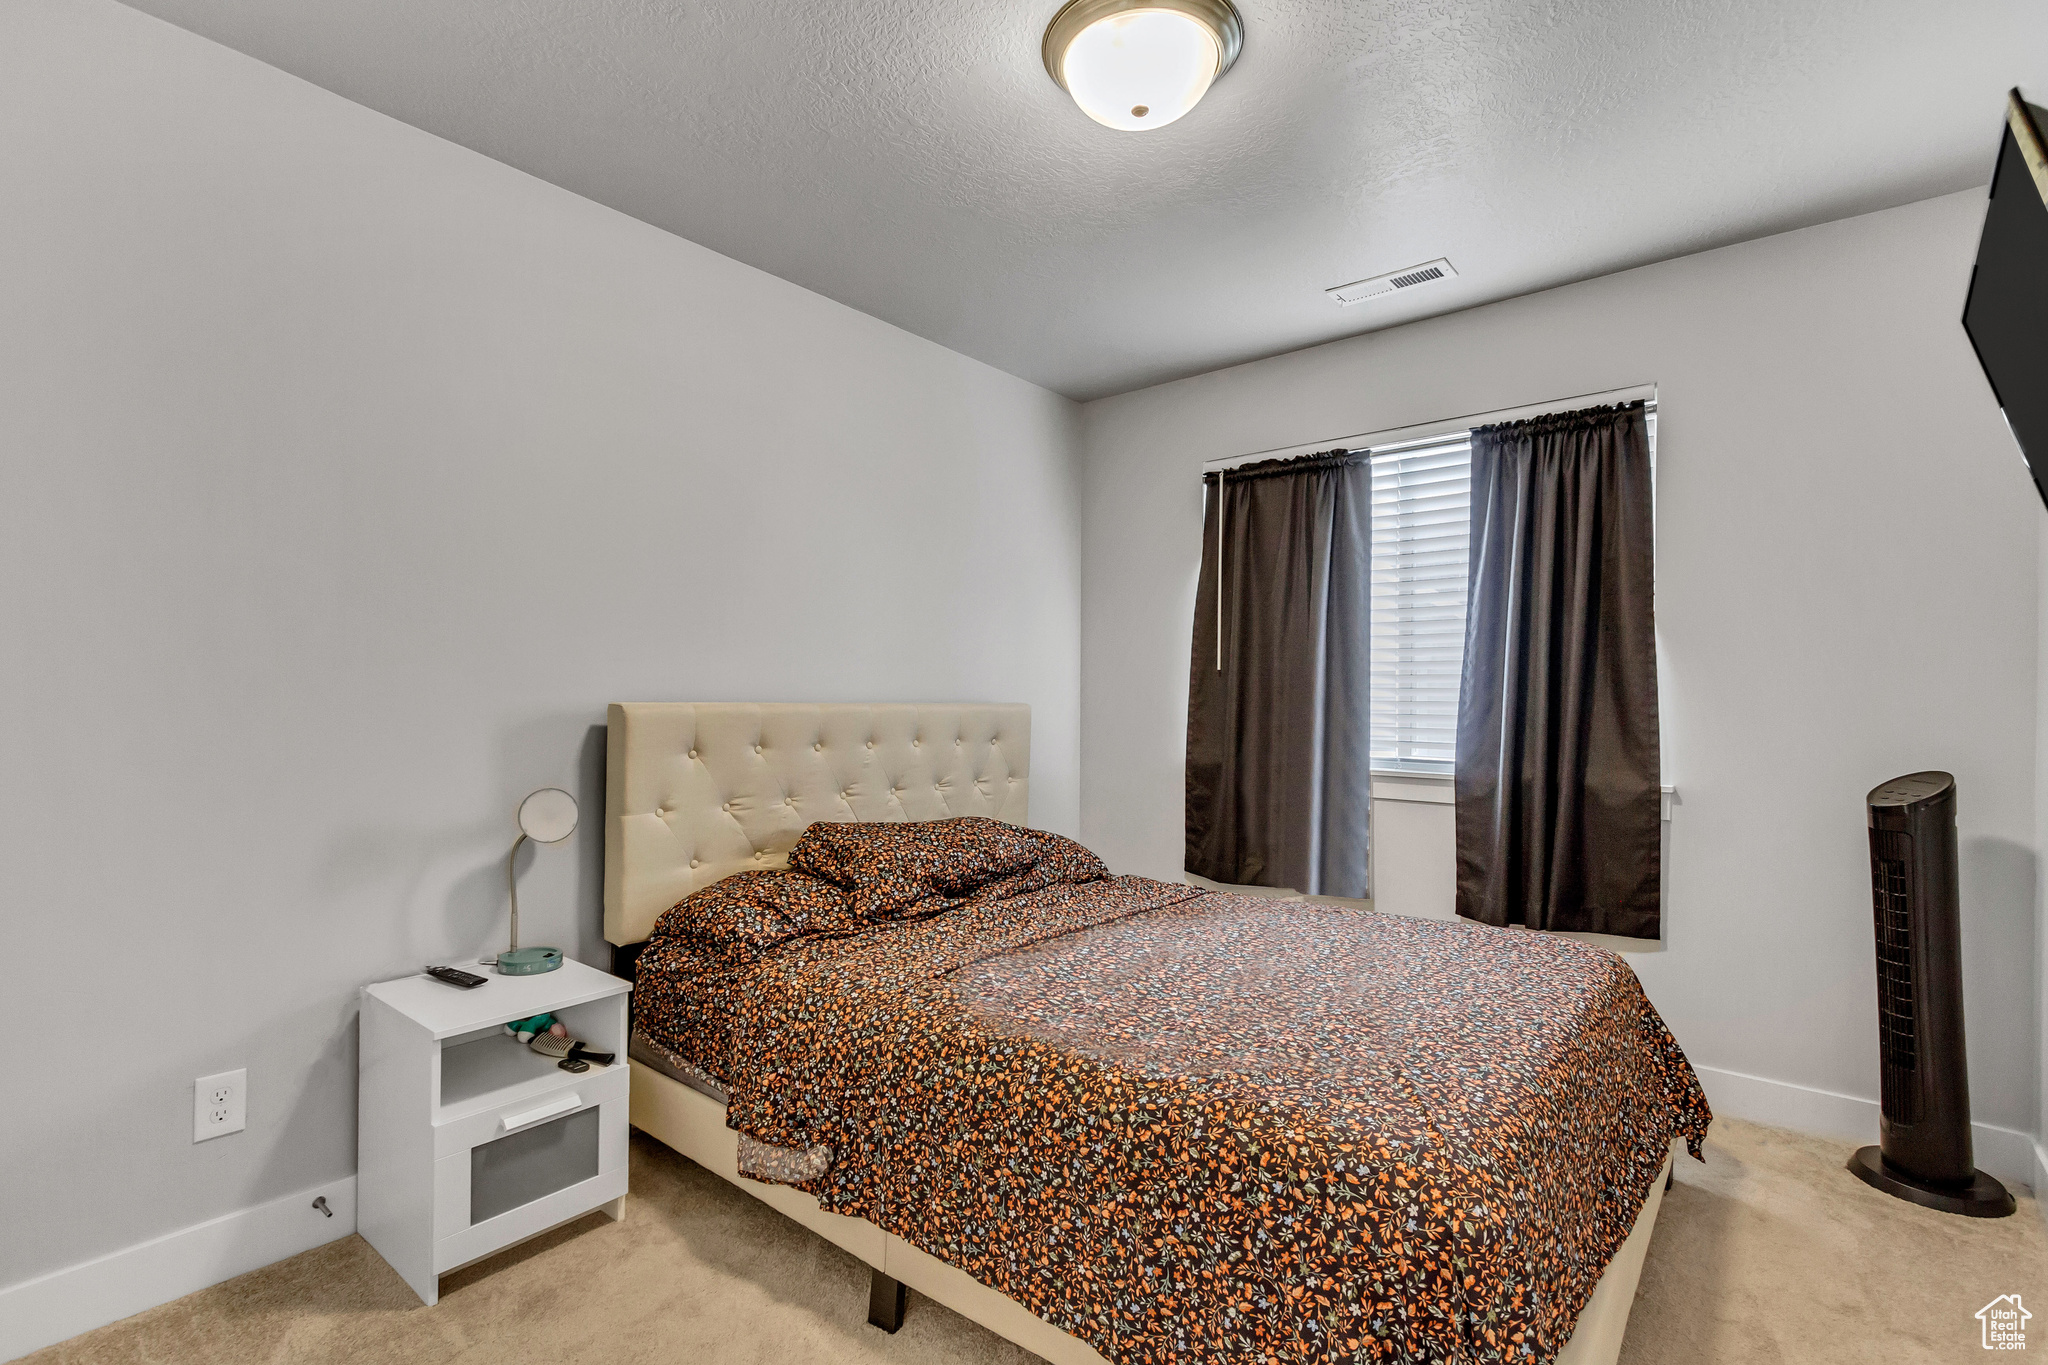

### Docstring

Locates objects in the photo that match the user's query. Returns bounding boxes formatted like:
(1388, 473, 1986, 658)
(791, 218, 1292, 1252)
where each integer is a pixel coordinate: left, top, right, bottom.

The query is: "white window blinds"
(1366, 406, 1655, 775)
(1368, 434, 1473, 773)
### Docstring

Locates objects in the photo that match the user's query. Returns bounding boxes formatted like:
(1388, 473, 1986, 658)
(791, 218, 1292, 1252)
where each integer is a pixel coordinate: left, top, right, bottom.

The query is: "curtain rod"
(1201, 383, 1658, 472)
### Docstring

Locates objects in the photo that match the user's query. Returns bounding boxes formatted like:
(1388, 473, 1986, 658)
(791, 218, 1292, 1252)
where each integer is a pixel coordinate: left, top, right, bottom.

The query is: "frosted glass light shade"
(1064, 11, 1214, 131)
(1043, 0, 1242, 133)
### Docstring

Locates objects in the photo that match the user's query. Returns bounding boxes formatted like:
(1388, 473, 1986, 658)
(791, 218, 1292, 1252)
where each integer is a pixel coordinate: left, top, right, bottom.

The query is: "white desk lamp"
(488, 787, 577, 975)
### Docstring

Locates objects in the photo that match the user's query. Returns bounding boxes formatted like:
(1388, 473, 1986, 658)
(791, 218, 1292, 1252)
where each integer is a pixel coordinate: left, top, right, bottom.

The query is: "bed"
(604, 702, 1707, 1365)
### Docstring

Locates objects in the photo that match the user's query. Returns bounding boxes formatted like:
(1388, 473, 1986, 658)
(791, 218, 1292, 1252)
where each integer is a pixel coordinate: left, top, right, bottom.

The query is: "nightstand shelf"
(359, 958, 632, 1305)
(440, 1030, 594, 1115)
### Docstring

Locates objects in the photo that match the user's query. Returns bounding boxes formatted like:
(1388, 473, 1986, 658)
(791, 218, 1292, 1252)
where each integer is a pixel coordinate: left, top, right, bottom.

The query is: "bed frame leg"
(867, 1268, 906, 1333)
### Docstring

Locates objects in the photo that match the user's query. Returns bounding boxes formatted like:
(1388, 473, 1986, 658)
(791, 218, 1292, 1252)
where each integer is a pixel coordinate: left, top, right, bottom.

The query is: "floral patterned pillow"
(650, 869, 861, 968)
(966, 830, 1109, 904)
(788, 817, 1107, 921)
(787, 816, 1041, 920)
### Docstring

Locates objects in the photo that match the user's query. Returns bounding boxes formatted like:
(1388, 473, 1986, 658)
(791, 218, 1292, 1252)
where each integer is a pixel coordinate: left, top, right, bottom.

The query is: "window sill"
(1370, 771, 1453, 805)
(1371, 773, 1677, 819)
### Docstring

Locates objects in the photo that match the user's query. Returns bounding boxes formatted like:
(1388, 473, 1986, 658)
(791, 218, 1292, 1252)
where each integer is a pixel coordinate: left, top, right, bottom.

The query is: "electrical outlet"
(194, 1068, 246, 1142)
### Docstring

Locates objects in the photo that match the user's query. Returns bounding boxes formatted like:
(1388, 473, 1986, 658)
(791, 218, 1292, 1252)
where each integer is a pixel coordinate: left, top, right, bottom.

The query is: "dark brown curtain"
(1455, 401, 1660, 936)
(1186, 450, 1372, 898)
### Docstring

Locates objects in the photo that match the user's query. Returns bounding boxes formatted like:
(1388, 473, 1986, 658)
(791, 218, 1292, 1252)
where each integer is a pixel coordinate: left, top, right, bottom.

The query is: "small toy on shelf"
(503, 1012, 555, 1042)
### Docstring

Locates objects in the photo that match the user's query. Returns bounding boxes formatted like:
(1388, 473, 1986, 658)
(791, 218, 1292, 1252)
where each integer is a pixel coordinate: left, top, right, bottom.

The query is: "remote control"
(424, 965, 488, 989)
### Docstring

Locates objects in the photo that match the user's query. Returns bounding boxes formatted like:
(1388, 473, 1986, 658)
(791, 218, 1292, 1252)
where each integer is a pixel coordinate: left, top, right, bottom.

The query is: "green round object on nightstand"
(495, 946, 563, 975)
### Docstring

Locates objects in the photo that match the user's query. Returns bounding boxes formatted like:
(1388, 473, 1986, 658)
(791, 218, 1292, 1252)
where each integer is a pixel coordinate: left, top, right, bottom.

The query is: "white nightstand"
(358, 958, 632, 1305)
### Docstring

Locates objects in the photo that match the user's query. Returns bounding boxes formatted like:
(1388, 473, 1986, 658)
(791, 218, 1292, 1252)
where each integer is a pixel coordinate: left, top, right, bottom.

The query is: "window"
(1368, 433, 1473, 773)
(1368, 407, 1654, 775)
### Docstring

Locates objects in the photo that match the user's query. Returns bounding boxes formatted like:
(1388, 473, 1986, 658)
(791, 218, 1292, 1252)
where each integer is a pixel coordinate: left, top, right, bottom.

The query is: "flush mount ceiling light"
(1043, 0, 1244, 132)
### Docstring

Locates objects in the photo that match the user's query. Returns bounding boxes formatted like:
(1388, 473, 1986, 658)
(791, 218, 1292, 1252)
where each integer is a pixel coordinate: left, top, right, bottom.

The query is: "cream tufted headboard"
(604, 702, 1030, 945)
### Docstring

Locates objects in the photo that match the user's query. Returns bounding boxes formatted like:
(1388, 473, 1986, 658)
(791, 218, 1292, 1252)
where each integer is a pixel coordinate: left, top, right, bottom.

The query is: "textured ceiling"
(120, 0, 2048, 400)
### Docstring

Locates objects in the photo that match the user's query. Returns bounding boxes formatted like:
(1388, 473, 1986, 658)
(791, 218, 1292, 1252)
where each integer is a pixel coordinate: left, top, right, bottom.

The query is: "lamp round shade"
(517, 787, 578, 844)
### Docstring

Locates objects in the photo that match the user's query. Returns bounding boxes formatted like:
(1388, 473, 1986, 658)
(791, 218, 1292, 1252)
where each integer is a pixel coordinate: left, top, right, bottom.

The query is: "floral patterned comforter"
(634, 835, 1708, 1365)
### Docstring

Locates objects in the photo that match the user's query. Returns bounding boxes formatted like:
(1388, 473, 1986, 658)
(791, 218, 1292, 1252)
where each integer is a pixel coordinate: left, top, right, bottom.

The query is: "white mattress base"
(628, 1059, 1669, 1365)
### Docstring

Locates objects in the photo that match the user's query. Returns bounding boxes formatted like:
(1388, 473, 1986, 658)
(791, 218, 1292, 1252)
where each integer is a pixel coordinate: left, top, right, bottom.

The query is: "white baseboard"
(2036, 1141, 2048, 1238)
(1695, 1064, 2037, 1195)
(0, 1174, 356, 1363)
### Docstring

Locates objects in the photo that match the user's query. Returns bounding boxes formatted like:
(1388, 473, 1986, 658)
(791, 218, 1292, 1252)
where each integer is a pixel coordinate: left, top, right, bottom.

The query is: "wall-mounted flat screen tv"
(1963, 90, 2048, 512)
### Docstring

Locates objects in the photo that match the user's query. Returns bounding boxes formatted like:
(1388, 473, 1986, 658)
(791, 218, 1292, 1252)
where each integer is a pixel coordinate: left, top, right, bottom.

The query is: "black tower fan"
(1848, 772, 2014, 1216)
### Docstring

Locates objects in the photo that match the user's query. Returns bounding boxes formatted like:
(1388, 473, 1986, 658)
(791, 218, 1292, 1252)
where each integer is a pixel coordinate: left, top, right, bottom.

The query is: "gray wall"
(2038, 534, 2048, 1198)
(0, 0, 1081, 1287)
(1079, 190, 2041, 1142)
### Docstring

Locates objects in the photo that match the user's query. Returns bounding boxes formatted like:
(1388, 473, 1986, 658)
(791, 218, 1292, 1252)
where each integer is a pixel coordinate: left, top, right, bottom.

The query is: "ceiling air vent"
(1325, 258, 1458, 306)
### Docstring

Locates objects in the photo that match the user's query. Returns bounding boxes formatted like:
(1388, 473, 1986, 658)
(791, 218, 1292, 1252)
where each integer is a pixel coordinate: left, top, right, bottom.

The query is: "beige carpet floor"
(25, 1117, 2045, 1365)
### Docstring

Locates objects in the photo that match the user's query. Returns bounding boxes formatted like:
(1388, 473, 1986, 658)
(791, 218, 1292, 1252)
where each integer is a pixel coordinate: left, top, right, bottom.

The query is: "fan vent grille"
(1870, 830, 1920, 1124)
